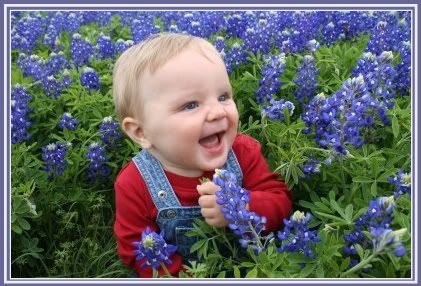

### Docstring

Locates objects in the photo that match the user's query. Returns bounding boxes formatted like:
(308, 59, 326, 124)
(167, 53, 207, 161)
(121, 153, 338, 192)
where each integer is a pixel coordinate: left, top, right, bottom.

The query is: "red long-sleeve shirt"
(114, 133, 292, 277)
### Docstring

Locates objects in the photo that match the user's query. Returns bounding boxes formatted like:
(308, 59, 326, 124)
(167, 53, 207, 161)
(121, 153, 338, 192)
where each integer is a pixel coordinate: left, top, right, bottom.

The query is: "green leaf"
(352, 176, 373, 183)
(370, 181, 377, 197)
(245, 267, 258, 278)
(190, 239, 207, 254)
(309, 191, 320, 203)
(330, 200, 346, 219)
(340, 256, 351, 271)
(392, 115, 400, 138)
(11, 223, 22, 234)
(17, 217, 30, 231)
(300, 263, 315, 277)
(328, 191, 336, 202)
(314, 211, 347, 224)
(241, 262, 256, 268)
(233, 265, 241, 278)
(355, 244, 364, 259)
(298, 200, 316, 210)
(216, 271, 226, 278)
(314, 202, 333, 213)
(344, 204, 353, 222)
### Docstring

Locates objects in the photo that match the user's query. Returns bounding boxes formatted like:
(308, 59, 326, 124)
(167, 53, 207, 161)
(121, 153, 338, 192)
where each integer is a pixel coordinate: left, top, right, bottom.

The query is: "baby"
(112, 33, 292, 277)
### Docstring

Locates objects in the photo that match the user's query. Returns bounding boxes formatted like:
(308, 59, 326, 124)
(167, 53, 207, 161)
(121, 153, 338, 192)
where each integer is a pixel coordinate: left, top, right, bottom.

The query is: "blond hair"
(112, 33, 222, 122)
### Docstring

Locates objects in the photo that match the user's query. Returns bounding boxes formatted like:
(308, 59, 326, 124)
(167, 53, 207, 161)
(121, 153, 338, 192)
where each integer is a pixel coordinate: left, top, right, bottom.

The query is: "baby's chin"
(199, 154, 229, 172)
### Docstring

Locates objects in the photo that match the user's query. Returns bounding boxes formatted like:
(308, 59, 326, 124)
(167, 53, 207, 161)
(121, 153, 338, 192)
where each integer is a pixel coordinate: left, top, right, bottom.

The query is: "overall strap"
(132, 148, 243, 210)
(132, 150, 181, 210)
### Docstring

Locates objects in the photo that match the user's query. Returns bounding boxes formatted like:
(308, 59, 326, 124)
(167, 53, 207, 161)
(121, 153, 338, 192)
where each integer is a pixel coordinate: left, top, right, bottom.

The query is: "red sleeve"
(232, 134, 293, 232)
(113, 161, 184, 277)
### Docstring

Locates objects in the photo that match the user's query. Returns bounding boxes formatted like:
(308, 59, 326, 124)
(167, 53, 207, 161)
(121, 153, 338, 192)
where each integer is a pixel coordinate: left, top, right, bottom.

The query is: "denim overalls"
(132, 149, 243, 259)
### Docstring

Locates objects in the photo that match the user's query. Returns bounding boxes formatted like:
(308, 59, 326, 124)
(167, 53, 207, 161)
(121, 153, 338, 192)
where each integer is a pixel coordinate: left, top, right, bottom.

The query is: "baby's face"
(138, 45, 239, 177)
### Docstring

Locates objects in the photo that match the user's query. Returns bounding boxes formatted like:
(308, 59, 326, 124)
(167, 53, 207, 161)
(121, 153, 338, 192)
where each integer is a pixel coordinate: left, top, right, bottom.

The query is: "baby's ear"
(121, 117, 151, 149)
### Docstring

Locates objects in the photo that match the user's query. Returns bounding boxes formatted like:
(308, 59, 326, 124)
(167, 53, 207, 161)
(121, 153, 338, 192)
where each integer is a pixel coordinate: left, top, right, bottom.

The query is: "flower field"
(10, 10, 412, 278)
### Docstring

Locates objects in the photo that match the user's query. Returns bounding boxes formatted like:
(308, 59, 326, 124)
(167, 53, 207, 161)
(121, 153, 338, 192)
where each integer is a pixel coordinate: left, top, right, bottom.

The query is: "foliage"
(10, 10, 411, 278)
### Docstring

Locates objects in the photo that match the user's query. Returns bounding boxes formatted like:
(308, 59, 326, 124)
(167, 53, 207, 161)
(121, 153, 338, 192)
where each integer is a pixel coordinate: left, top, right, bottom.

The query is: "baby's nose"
(207, 104, 227, 121)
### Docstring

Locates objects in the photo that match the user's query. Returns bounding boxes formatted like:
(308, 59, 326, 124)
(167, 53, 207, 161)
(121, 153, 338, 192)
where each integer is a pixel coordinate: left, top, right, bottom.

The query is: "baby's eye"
(183, 101, 199, 110)
(218, 94, 230, 102)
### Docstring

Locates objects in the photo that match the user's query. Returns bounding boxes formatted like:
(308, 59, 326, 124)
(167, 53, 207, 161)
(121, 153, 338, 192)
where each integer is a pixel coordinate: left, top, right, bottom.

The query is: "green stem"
(339, 155, 347, 196)
(340, 253, 376, 278)
(160, 262, 171, 277)
(219, 232, 235, 256)
(296, 146, 331, 153)
(248, 221, 264, 250)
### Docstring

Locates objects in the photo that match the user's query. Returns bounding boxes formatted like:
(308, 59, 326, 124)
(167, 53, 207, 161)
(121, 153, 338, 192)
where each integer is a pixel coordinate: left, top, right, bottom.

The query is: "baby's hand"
(197, 182, 228, 228)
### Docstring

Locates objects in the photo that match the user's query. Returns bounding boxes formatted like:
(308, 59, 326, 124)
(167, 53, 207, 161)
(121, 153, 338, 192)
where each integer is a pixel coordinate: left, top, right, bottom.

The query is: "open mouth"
(199, 131, 225, 149)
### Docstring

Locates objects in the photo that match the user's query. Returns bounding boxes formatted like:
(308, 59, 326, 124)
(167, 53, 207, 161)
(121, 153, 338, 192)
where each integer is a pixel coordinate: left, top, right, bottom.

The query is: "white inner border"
(3, 3, 418, 285)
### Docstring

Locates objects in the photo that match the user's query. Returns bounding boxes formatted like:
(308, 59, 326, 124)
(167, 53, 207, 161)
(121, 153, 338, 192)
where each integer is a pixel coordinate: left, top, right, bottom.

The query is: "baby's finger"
(197, 182, 219, 195)
(200, 207, 217, 219)
(198, 194, 216, 208)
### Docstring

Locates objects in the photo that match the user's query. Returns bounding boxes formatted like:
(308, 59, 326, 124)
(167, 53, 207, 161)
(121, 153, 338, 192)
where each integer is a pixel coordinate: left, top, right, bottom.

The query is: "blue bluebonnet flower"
(46, 51, 68, 76)
(302, 75, 380, 155)
(213, 36, 226, 53)
(65, 12, 82, 33)
(343, 196, 407, 271)
(366, 20, 395, 55)
(294, 55, 319, 104)
(80, 67, 100, 91)
(366, 51, 397, 110)
(343, 214, 370, 258)
(223, 42, 248, 74)
(17, 54, 47, 81)
(132, 226, 177, 269)
(212, 169, 267, 253)
(11, 13, 44, 53)
(17, 52, 69, 97)
(96, 34, 115, 59)
(168, 24, 179, 33)
(81, 11, 113, 26)
(306, 39, 320, 53)
(301, 155, 321, 178)
(388, 169, 411, 199)
(389, 16, 410, 51)
(11, 85, 32, 144)
(366, 196, 396, 229)
(352, 51, 397, 125)
(277, 211, 320, 258)
(118, 11, 138, 27)
(42, 12, 82, 51)
(226, 13, 249, 38)
(42, 75, 63, 98)
(196, 12, 226, 39)
(171, 12, 191, 33)
(70, 33, 94, 68)
(370, 227, 406, 257)
(60, 69, 72, 89)
(395, 41, 411, 95)
(41, 142, 68, 178)
(58, 113, 78, 130)
(276, 30, 294, 53)
(85, 142, 111, 181)
(320, 21, 342, 47)
(242, 17, 273, 56)
(131, 16, 160, 44)
(274, 12, 318, 54)
(114, 39, 133, 54)
(99, 116, 122, 146)
(43, 12, 66, 51)
(261, 98, 294, 122)
(187, 21, 205, 38)
(255, 54, 286, 104)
